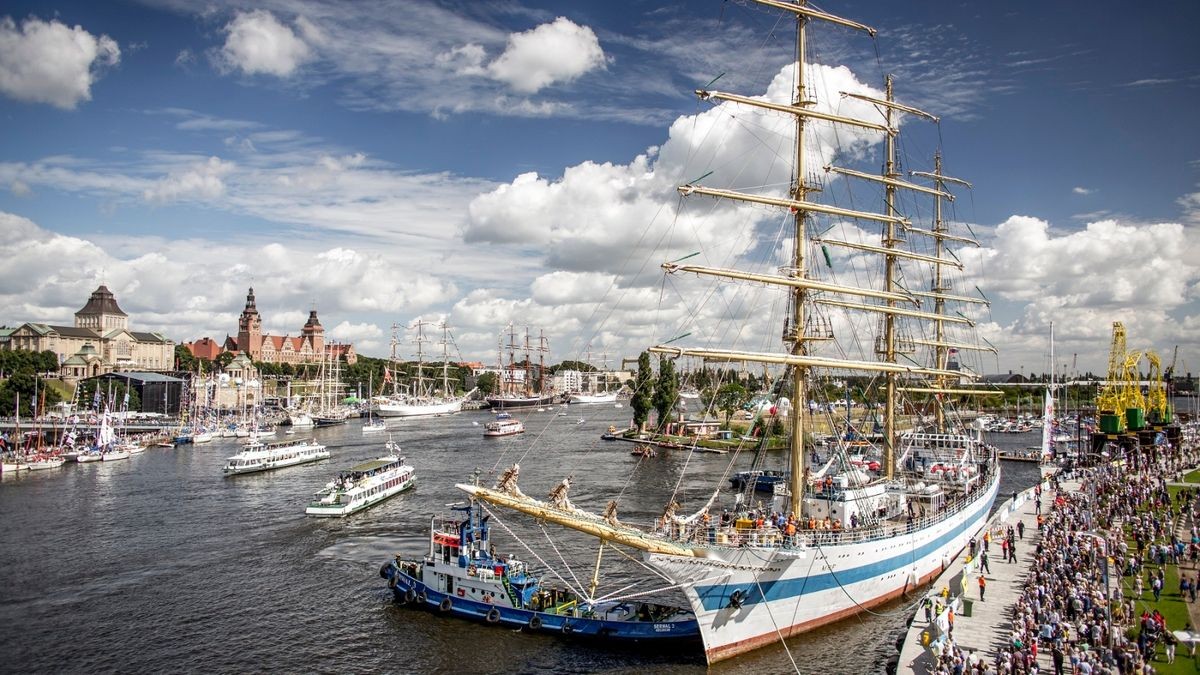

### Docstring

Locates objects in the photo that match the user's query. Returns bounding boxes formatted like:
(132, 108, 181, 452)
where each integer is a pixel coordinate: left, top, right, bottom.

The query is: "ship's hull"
(375, 398, 465, 418)
(486, 394, 558, 410)
(306, 473, 415, 516)
(646, 470, 1000, 664)
(568, 392, 618, 405)
(384, 568, 700, 642)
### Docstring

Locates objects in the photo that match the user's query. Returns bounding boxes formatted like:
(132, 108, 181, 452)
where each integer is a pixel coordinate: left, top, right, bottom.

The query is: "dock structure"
(896, 478, 1062, 673)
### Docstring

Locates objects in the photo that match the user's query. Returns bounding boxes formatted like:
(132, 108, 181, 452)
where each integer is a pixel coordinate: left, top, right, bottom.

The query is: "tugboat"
(380, 499, 699, 642)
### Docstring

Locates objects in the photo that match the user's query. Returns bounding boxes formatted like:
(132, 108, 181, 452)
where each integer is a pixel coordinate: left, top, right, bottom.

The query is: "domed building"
(3, 285, 175, 382)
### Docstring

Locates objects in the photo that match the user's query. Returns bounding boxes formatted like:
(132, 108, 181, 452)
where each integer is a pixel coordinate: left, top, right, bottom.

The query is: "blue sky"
(1, 0, 1198, 377)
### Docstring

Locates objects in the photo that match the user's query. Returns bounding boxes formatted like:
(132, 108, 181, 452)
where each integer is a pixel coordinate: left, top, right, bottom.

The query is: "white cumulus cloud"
(1072, 186, 1094, 195)
(218, 10, 313, 77)
(0, 16, 120, 109)
(142, 156, 234, 203)
(486, 17, 604, 94)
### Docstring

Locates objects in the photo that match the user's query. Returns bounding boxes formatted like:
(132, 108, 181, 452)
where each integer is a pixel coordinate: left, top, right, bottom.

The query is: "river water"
(0, 407, 1041, 674)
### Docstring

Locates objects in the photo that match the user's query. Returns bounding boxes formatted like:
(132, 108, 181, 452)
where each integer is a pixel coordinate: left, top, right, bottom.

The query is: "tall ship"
(223, 439, 329, 475)
(305, 440, 415, 516)
(485, 324, 557, 409)
(376, 321, 473, 418)
(459, 1, 999, 664)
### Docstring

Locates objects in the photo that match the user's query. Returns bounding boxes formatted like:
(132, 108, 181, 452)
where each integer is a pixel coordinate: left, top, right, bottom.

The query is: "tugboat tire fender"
(527, 615, 543, 630)
(439, 597, 453, 612)
(387, 574, 398, 590)
(486, 608, 501, 623)
(561, 622, 573, 634)
(417, 592, 427, 605)
(379, 564, 390, 579)
(404, 588, 417, 603)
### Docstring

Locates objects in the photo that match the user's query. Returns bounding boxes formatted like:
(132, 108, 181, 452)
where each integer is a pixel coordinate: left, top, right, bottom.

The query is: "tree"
(714, 382, 748, 428)
(0, 371, 64, 416)
(476, 371, 499, 395)
(630, 352, 654, 432)
(74, 377, 138, 413)
(215, 351, 236, 370)
(652, 356, 679, 429)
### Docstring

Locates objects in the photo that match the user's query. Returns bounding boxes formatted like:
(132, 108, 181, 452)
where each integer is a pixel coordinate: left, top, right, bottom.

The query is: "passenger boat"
(482, 414, 525, 438)
(102, 448, 131, 461)
(222, 439, 329, 475)
(306, 441, 415, 516)
(380, 500, 699, 642)
(457, 1, 1000, 664)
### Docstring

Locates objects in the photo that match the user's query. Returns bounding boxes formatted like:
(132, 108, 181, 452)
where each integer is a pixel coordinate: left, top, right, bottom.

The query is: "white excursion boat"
(290, 412, 315, 428)
(305, 441, 416, 517)
(223, 439, 330, 475)
(458, 1, 1000, 665)
(482, 415, 525, 438)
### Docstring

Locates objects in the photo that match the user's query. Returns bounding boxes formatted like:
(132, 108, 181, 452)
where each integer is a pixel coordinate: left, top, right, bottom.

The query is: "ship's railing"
(669, 470, 999, 550)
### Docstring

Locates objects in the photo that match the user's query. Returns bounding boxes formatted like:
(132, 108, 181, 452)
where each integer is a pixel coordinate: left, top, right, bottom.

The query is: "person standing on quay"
(980, 549, 991, 574)
(978, 574, 986, 601)
(1017, 520, 1025, 540)
(1008, 539, 1017, 563)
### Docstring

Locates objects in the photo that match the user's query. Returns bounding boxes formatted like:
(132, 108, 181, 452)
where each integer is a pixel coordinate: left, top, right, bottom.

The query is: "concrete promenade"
(897, 477, 1063, 673)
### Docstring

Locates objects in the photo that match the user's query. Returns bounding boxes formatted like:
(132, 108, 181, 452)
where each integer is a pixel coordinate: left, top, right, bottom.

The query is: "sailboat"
(456, 1, 1000, 664)
(376, 321, 474, 417)
(485, 324, 556, 410)
(363, 373, 387, 433)
(567, 349, 619, 405)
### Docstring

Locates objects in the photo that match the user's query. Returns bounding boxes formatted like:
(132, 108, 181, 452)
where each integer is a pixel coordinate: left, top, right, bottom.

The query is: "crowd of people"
(924, 440, 1200, 675)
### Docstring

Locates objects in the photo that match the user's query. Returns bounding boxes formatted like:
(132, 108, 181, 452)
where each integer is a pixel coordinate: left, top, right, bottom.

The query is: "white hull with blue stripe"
(645, 471, 1000, 663)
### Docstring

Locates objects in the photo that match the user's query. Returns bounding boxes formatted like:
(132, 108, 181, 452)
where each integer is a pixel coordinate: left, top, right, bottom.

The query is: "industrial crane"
(1096, 322, 1128, 433)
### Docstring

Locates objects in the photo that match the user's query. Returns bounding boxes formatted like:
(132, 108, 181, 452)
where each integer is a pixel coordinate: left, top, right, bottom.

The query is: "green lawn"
(1184, 468, 1200, 485)
(1114, 485, 1199, 672)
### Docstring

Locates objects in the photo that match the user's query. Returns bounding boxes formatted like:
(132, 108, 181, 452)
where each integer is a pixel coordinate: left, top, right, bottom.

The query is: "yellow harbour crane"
(1144, 350, 1173, 424)
(1096, 322, 1129, 433)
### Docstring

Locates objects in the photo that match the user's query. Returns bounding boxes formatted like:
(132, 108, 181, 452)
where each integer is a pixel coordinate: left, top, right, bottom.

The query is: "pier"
(897, 478, 1054, 673)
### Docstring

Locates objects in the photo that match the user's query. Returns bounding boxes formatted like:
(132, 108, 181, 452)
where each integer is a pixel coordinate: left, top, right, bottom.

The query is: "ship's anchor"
(727, 589, 745, 609)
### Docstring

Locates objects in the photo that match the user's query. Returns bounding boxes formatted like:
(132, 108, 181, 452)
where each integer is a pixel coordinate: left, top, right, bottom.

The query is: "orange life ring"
(457, 588, 465, 597)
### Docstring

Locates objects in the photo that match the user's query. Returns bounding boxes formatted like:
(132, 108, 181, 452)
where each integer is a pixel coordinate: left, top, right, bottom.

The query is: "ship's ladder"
(501, 574, 519, 607)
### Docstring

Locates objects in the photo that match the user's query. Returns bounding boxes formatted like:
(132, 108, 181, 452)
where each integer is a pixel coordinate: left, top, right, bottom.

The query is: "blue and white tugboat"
(380, 497, 699, 642)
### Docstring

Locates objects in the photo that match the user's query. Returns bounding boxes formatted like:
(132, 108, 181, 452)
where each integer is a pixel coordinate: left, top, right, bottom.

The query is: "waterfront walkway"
(897, 480, 1057, 673)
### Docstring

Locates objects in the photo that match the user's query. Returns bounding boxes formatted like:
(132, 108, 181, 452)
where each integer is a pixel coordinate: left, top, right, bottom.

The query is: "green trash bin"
(960, 598, 973, 617)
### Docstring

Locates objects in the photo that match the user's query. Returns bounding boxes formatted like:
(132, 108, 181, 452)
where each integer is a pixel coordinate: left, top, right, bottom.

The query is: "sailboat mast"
(882, 75, 898, 480)
(441, 322, 451, 397)
(787, 9, 810, 517)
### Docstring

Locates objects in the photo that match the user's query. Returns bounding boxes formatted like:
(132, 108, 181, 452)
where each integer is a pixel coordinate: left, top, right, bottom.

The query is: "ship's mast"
(786, 8, 810, 517)
(412, 320, 430, 398)
(440, 322, 451, 397)
(932, 152, 948, 432)
(882, 75, 898, 480)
